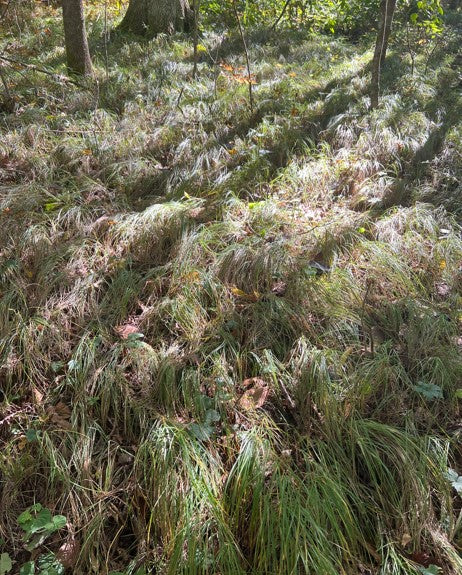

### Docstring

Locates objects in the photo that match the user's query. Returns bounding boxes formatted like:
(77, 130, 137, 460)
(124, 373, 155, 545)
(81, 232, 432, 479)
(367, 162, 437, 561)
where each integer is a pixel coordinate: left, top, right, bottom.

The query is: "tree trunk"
(62, 0, 92, 76)
(370, 0, 397, 109)
(119, 0, 193, 36)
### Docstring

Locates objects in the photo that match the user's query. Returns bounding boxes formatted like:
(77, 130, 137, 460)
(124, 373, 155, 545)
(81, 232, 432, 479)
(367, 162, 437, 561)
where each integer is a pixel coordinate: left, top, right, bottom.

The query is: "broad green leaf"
(418, 565, 441, 575)
(27, 508, 52, 534)
(189, 422, 214, 441)
(20, 562, 35, 575)
(445, 469, 462, 494)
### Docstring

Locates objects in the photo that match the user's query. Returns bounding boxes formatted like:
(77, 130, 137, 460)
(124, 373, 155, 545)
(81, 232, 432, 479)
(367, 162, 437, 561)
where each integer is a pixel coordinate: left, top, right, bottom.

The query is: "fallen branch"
(0, 54, 90, 89)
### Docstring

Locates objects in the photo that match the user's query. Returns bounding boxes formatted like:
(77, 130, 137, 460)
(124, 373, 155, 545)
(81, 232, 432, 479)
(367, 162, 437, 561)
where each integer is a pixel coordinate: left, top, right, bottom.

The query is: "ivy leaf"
(37, 552, 65, 575)
(0, 553, 13, 575)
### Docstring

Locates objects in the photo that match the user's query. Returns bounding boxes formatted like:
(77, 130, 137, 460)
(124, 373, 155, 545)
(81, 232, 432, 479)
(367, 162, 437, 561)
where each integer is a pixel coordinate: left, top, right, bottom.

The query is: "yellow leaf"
(440, 260, 446, 270)
(18, 437, 27, 450)
(231, 286, 260, 302)
(183, 270, 200, 282)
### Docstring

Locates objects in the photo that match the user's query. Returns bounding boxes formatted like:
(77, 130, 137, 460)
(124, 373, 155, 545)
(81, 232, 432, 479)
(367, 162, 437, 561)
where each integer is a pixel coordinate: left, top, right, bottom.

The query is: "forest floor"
(1, 4, 462, 575)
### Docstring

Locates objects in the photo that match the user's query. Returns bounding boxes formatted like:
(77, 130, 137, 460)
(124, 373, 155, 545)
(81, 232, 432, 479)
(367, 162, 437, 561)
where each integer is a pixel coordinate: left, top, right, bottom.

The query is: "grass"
(1, 2, 462, 574)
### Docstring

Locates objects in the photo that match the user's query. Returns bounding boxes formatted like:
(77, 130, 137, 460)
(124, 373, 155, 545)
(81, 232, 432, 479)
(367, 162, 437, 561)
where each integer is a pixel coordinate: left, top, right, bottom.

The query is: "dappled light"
(0, 0, 462, 574)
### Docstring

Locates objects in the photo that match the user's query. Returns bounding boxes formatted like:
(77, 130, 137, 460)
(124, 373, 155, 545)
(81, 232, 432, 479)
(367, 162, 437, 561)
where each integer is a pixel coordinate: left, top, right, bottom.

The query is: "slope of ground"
(1, 5, 462, 574)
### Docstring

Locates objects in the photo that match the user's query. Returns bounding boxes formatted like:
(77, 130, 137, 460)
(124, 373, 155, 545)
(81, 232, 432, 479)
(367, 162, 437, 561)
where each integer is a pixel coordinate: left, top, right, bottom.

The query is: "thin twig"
(176, 86, 185, 115)
(0, 0, 12, 22)
(231, 0, 254, 112)
(279, 380, 296, 411)
(360, 280, 373, 355)
(0, 64, 12, 100)
(271, 0, 292, 30)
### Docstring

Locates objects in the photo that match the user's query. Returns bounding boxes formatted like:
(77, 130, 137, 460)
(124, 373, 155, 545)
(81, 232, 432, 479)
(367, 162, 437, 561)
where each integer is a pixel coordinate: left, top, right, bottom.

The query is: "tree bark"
(370, 0, 397, 109)
(62, 0, 92, 76)
(119, 0, 193, 36)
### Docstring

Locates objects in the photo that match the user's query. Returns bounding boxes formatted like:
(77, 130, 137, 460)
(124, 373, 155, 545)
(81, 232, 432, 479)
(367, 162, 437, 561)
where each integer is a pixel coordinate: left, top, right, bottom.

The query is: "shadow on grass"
(381, 69, 462, 210)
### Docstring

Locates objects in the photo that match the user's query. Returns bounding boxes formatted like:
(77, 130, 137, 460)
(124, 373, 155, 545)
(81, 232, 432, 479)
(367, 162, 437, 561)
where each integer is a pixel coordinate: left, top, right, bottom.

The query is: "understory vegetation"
(1, 2, 462, 574)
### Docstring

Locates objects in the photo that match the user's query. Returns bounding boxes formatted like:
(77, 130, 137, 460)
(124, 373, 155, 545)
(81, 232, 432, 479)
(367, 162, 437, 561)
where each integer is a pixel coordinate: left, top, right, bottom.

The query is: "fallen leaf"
(115, 324, 140, 339)
(410, 551, 431, 567)
(239, 378, 269, 410)
(32, 387, 43, 405)
(54, 402, 71, 418)
(47, 402, 72, 430)
(271, 281, 286, 296)
(436, 282, 450, 297)
(56, 536, 80, 568)
(401, 533, 412, 547)
(231, 286, 260, 302)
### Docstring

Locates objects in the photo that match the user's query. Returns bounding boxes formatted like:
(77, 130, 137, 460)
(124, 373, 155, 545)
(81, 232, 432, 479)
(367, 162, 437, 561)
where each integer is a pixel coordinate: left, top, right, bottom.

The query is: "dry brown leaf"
(47, 402, 72, 430)
(271, 281, 287, 296)
(242, 377, 266, 389)
(401, 533, 412, 547)
(32, 386, 44, 405)
(56, 537, 80, 568)
(115, 323, 139, 339)
(54, 402, 71, 418)
(436, 282, 450, 297)
(238, 379, 269, 410)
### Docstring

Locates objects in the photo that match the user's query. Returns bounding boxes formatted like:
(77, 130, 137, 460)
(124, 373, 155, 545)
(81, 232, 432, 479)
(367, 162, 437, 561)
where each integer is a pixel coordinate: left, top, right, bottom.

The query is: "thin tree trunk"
(370, 0, 396, 109)
(62, 0, 92, 76)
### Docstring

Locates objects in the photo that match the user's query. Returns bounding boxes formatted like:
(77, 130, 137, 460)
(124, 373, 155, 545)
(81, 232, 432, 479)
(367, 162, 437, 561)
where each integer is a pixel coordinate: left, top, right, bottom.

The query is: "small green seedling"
(412, 382, 443, 400)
